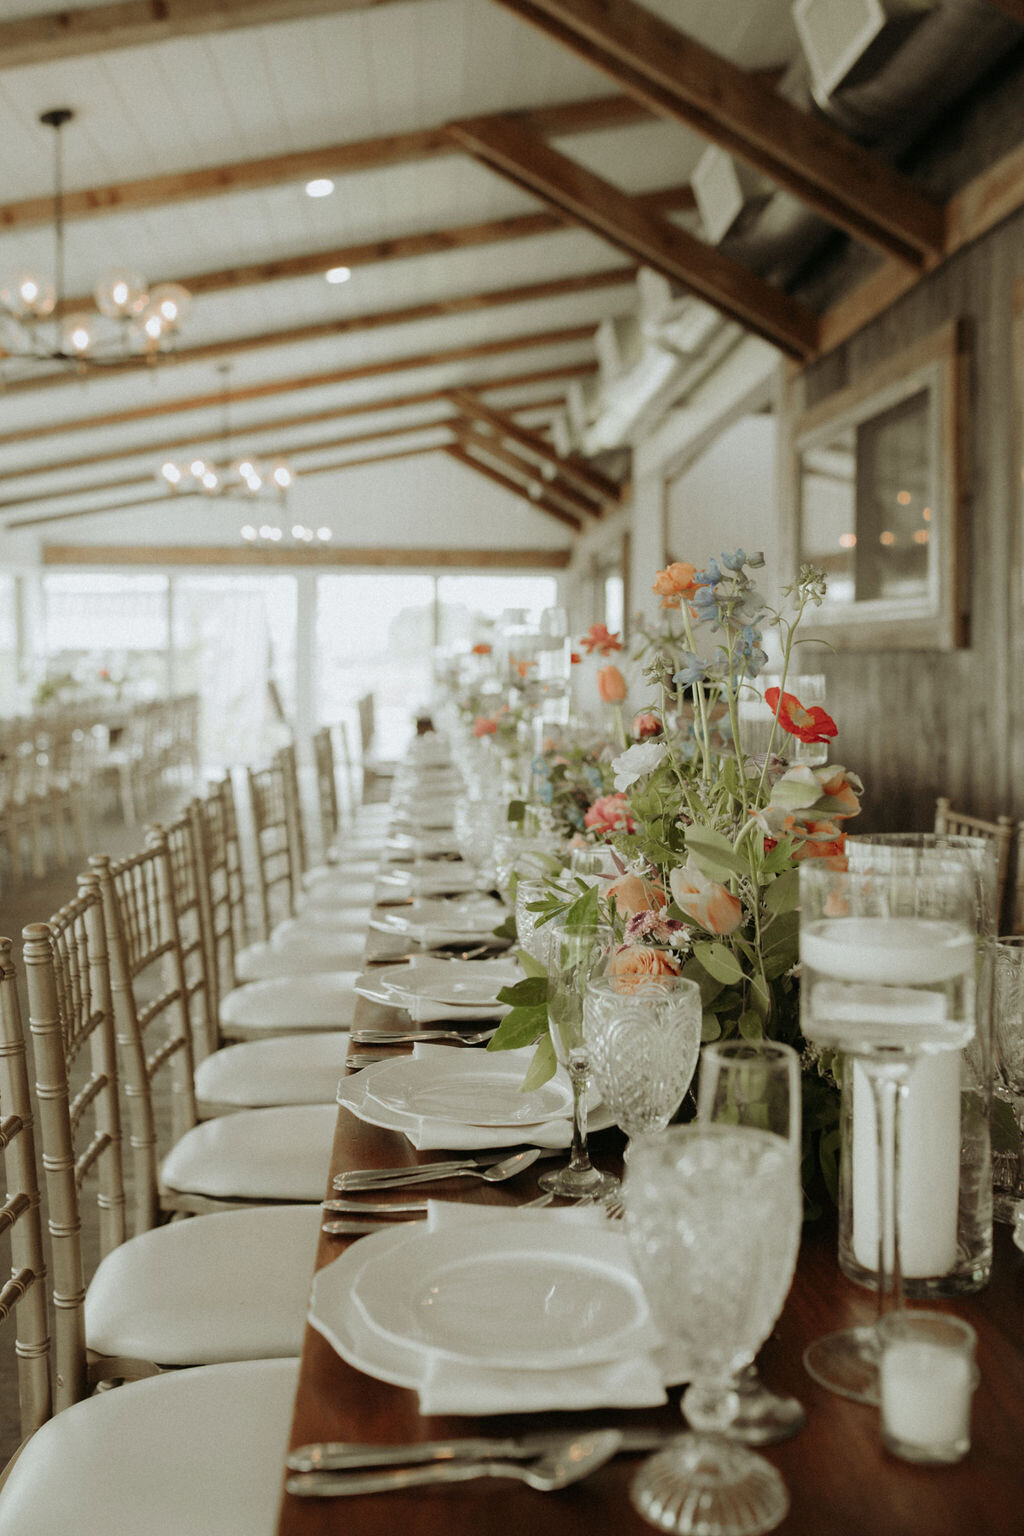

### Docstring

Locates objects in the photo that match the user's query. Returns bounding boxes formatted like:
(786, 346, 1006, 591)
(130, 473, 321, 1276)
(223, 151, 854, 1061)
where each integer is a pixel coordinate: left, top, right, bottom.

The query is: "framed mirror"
(791, 320, 970, 650)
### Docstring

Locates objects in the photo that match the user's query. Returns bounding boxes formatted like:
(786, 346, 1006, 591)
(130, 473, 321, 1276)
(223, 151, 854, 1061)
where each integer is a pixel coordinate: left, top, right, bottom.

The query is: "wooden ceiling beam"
(8, 265, 633, 394)
(43, 544, 574, 570)
(448, 385, 617, 504)
(0, 93, 658, 233)
(0, 392, 565, 486)
(448, 115, 819, 360)
(0, 325, 595, 450)
(0, 0, 419, 68)
(492, 0, 945, 269)
(444, 443, 583, 533)
(452, 422, 600, 520)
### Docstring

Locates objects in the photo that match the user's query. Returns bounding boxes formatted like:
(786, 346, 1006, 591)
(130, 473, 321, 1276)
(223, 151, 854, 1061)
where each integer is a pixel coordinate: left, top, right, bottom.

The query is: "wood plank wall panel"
(783, 204, 1024, 833)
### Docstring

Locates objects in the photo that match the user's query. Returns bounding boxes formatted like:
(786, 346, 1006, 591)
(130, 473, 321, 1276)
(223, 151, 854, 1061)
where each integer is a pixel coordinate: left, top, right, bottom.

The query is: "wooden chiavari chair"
(92, 834, 338, 1213)
(277, 740, 383, 912)
(935, 798, 1014, 930)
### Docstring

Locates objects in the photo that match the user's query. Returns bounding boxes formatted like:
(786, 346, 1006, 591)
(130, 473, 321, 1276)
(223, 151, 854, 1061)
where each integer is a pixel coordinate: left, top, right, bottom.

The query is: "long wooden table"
(275, 954, 1024, 1536)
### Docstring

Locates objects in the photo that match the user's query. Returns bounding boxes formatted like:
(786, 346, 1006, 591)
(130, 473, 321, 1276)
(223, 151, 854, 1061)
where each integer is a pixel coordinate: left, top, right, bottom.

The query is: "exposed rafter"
(444, 443, 582, 532)
(446, 117, 819, 360)
(0, 393, 565, 487)
(491, 0, 945, 268)
(448, 387, 618, 505)
(0, 326, 596, 451)
(0, 0, 422, 69)
(452, 422, 600, 520)
(3, 266, 634, 392)
(0, 94, 654, 233)
(42, 544, 574, 570)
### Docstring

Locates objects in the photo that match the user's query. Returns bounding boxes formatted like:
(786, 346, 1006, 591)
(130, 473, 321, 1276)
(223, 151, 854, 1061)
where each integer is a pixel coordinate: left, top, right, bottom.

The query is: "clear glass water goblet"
(583, 975, 701, 1167)
(624, 1125, 802, 1536)
(515, 878, 557, 969)
(453, 796, 503, 891)
(799, 856, 977, 1404)
(697, 1040, 806, 1444)
(539, 922, 617, 1198)
(993, 936, 1024, 1215)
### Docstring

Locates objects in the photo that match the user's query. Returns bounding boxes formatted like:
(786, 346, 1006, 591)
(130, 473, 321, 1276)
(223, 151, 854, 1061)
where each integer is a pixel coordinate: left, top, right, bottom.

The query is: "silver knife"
(286, 1427, 677, 1474)
(334, 1153, 510, 1189)
(322, 1218, 423, 1236)
(321, 1197, 429, 1214)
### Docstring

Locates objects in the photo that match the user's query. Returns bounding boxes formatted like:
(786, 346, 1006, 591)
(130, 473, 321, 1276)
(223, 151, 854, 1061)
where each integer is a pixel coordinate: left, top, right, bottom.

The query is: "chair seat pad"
(86, 1205, 320, 1363)
(271, 907, 371, 941)
(196, 1034, 348, 1108)
(235, 930, 364, 979)
(0, 1358, 299, 1536)
(220, 971, 358, 1031)
(299, 878, 377, 910)
(161, 1105, 336, 1202)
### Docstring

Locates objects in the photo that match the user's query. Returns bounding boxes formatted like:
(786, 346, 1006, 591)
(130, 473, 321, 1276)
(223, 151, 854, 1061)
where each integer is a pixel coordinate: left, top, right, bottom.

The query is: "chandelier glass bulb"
(94, 267, 148, 319)
(148, 283, 192, 329)
(59, 312, 97, 355)
(159, 450, 296, 504)
(1, 270, 57, 319)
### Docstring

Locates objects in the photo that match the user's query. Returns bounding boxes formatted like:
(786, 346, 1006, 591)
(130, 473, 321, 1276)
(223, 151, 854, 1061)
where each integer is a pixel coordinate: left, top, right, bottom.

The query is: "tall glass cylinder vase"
(837, 835, 995, 1298)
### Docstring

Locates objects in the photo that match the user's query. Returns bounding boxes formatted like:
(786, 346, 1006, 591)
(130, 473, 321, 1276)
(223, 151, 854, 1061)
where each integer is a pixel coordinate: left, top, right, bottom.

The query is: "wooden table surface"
(275, 949, 1024, 1536)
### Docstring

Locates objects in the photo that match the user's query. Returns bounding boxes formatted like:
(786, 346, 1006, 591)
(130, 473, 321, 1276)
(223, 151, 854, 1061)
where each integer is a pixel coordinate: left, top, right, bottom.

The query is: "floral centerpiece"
(489, 552, 863, 1212)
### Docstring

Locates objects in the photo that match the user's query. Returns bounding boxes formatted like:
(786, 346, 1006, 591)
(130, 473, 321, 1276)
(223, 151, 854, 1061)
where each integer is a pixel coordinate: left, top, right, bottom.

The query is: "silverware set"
(349, 1026, 497, 1045)
(333, 1147, 547, 1194)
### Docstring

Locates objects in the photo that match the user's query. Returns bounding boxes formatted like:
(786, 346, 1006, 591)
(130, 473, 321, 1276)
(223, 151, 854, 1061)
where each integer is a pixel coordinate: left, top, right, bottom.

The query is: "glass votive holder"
(879, 1314, 977, 1464)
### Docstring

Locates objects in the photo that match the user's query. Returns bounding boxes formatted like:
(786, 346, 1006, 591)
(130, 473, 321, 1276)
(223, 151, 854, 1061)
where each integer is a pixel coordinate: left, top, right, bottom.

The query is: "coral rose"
(631, 712, 662, 740)
(583, 793, 636, 836)
(651, 562, 698, 609)
(607, 945, 683, 988)
(606, 872, 666, 917)
(472, 715, 497, 737)
(596, 664, 628, 703)
(669, 858, 744, 937)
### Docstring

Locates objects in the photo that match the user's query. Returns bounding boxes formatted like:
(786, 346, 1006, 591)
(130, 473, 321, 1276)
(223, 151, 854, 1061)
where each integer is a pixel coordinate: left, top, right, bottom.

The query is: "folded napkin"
(390, 995, 507, 1024)
(415, 1202, 668, 1415)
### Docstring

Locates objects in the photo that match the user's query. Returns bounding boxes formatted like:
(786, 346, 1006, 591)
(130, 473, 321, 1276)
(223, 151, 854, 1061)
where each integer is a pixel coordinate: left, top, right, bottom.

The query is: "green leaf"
(521, 1033, 557, 1091)
(506, 799, 526, 824)
(486, 1003, 548, 1052)
(492, 912, 517, 941)
(762, 868, 800, 914)
(563, 881, 599, 932)
(684, 826, 750, 880)
(749, 971, 771, 1019)
(517, 949, 548, 980)
(737, 1009, 764, 1041)
(692, 940, 744, 985)
(496, 976, 548, 1007)
(680, 956, 724, 1007)
(701, 1011, 722, 1043)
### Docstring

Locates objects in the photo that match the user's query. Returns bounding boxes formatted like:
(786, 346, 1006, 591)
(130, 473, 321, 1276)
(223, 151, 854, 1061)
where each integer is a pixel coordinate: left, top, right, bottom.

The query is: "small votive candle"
(879, 1314, 977, 1464)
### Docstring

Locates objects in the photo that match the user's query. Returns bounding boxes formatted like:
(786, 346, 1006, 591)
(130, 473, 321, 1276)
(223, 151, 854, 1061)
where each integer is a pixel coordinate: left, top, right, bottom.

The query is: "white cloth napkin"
(415, 1203, 669, 1415)
(391, 995, 508, 1024)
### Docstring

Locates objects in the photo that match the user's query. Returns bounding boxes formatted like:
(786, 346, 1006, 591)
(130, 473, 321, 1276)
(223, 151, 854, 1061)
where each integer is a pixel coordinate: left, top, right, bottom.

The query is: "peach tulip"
(606, 872, 666, 917)
(669, 858, 744, 937)
(596, 664, 628, 703)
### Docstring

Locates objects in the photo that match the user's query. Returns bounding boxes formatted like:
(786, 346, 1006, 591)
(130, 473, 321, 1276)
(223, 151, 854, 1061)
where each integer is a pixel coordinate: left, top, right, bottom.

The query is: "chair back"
(311, 727, 340, 863)
(189, 779, 247, 1004)
(246, 755, 296, 938)
(276, 741, 310, 879)
(90, 836, 197, 1234)
(0, 938, 52, 1437)
(149, 810, 217, 1063)
(934, 798, 1014, 928)
(22, 885, 128, 1410)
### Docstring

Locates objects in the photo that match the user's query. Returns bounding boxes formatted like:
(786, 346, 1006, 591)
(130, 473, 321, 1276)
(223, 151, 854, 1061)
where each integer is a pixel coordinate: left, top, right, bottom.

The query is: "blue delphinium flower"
(719, 549, 748, 572)
(693, 559, 722, 588)
(673, 652, 707, 689)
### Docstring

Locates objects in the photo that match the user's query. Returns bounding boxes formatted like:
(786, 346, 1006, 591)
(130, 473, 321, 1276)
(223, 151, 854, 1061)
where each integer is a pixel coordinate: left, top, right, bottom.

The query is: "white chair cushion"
(299, 879, 377, 911)
(85, 1205, 320, 1363)
(235, 929, 365, 980)
(220, 971, 358, 1033)
(0, 1358, 299, 1536)
(196, 1034, 348, 1109)
(161, 1104, 337, 1202)
(271, 908, 371, 941)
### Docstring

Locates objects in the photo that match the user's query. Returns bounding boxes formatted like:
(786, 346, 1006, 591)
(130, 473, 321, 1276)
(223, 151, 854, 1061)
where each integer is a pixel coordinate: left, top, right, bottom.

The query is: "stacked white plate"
(337, 1045, 611, 1150)
(375, 863, 478, 901)
(383, 831, 464, 862)
(370, 895, 508, 948)
(308, 1204, 691, 1413)
(354, 955, 516, 1021)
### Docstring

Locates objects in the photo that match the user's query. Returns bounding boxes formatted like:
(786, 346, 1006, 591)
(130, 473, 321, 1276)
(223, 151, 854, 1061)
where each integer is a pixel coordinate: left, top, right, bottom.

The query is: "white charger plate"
(308, 1223, 692, 1396)
(365, 1053, 572, 1126)
(350, 1221, 658, 1370)
(371, 895, 506, 943)
(354, 956, 518, 1009)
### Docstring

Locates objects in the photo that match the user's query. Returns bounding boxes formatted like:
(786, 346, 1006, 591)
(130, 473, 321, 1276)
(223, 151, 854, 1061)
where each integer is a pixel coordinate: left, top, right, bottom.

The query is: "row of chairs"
(0, 696, 201, 886)
(932, 799, 1023, 933)
(0, 723, 393, 1534)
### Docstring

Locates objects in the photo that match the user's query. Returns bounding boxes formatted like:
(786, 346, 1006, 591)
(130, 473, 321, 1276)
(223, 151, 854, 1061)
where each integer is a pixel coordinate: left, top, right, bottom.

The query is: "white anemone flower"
(611, 740, 668, 792)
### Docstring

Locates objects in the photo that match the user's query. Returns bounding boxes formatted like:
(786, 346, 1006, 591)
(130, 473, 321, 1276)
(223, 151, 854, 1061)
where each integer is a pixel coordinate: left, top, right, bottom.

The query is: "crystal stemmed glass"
(539, 923, 617, 1198)
(799, 856, 977, 1404)
(515, 878, 558, 969)
(624, 1125, 802, 1536)
(697, 1040, 806, 1444)
(583, 975, 702, 1169)
(453, 797, 503, 891)
(993, 937, 1024, 1215)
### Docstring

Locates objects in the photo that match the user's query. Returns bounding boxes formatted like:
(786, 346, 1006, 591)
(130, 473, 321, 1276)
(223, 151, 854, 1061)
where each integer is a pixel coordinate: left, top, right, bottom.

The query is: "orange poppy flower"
(764, 688, 838, 745)
(579, 623, 623, 656)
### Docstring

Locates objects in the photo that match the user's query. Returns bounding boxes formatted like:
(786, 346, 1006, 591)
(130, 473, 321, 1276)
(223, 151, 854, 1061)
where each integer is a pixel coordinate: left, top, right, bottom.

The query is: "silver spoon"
(285, 1429, 622, 1497)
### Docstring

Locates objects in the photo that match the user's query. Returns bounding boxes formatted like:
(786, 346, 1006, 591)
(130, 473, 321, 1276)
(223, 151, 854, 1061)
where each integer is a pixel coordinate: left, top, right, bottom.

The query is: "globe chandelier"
(0, 108, 191, 370)
(158, 365, 297, 505)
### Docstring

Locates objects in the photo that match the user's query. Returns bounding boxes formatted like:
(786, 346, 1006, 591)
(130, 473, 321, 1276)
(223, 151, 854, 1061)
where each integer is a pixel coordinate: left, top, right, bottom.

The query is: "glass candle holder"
(879, 1314, 977, 1464)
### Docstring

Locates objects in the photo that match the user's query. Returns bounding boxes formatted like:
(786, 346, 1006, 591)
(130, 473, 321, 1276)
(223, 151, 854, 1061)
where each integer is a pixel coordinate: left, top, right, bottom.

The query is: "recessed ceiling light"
(305, 178, 334, 199)
(326, 266, 351, 285)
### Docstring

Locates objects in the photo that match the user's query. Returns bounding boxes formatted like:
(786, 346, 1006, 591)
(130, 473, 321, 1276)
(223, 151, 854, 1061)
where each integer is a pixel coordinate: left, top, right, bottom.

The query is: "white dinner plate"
(371, 895, 506, 944)
(308, 1223, 692, 1396)
(376, 863, 478, 899)
(365, 1053, 572, 1127)
(351, 1222, 658, 1370)
(354, 956, 518, 1008)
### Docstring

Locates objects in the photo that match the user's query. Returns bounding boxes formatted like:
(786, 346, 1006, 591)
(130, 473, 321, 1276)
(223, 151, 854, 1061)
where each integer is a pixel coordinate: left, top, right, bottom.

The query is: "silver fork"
(349, 1027, 497, 1046)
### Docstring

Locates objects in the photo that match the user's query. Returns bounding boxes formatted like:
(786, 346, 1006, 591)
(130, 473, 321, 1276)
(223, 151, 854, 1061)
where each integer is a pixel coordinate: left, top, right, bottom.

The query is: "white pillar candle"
(880, 1326, 974, 1461)
(852, 1052, 961, 1278)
